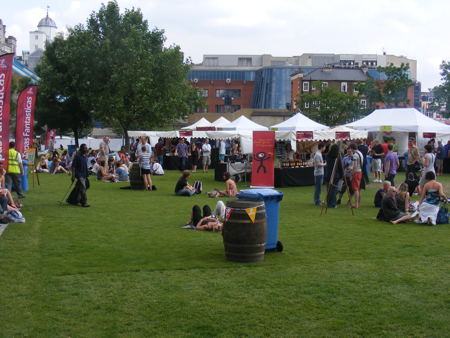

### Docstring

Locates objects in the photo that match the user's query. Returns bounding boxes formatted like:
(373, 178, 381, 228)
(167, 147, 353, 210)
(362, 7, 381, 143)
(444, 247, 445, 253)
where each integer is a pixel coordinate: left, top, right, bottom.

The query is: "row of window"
(303, 99, 367, 109)
(197, 89, 242, 98)
(302, 81, 358, 93)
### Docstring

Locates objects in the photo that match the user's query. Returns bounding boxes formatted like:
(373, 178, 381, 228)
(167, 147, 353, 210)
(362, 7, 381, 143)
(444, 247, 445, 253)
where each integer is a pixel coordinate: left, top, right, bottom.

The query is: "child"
(374, 180, 391, 208)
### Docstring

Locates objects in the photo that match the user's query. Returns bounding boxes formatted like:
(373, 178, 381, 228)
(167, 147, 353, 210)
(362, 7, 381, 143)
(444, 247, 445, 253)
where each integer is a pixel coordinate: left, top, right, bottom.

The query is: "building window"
(353, 83, 359, 93)
(238, 57, 252, 67)
(360, 99, 367, 108)
(341, 82, 348, 93)
(196, 107, 208, 113)
(197, 89, 208, 97)
(215, 105, 241, 113)
(204, 57, 219, 66)
(322, 82, 328, 88)
(304, 102, 310, 109)
(216, 89, 241, 98)
(311, 82, 316, 90)
(303, 82, 309, 92)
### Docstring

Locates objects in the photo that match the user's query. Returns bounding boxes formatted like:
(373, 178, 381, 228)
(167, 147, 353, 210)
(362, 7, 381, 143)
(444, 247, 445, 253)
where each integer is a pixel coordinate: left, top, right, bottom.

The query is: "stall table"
(274, 167, 315, 188)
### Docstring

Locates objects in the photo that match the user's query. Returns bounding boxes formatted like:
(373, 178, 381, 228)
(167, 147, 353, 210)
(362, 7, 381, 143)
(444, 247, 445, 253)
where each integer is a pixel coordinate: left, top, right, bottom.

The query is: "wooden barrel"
(129, 163, 145, 190)
(223, 200, 267, 262)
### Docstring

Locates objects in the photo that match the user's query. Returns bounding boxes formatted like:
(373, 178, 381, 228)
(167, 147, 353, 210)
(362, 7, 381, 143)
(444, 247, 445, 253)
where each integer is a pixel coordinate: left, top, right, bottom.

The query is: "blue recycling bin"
(237, 188, 284, 251)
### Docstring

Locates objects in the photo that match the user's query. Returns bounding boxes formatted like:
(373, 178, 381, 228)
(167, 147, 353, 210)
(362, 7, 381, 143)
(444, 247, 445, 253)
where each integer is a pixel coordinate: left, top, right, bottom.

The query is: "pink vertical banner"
(15, 85, 37, 154)
(0, 53, 14, 165)
(251, 131, 275, 188)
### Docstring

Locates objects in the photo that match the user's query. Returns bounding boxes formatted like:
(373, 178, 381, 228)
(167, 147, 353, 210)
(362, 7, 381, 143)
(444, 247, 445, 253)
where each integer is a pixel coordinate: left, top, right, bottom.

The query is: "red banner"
(15, 85, 37, 155)
(196, 126, 216, 131)
(335, 131, 350, 140)
(45, 129, 56, 149)
(0, 53, 14, 165)
(423, 132, 436, 138)
(296, 131, 313, 140)
(251, 131, 275, 188)
(179, 130, 192, 137)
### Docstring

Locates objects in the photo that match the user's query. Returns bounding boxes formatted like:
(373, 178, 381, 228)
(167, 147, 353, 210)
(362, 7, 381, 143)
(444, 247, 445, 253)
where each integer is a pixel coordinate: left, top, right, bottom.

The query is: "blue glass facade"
(252, 66, 299, 110)
(187, 70, 255, 81)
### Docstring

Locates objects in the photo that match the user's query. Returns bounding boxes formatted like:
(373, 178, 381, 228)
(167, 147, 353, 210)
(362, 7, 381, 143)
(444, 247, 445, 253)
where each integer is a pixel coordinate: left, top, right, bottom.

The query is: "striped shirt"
(138, 152, 151, 170)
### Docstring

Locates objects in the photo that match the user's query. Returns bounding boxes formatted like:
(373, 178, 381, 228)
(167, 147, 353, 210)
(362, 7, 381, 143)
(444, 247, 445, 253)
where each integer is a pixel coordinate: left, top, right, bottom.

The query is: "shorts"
(219, 154, 225, 162)
(203, 156, 211, 166)
(372, 158, 382, 172)
(436, 158, 443, 170)
(352, 171, 362, 191)
(141, 168, 151, 175)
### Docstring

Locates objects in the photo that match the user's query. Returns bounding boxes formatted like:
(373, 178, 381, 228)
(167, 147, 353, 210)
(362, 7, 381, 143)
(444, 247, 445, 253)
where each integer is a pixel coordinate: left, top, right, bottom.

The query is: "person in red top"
(381, 138, 389, 155)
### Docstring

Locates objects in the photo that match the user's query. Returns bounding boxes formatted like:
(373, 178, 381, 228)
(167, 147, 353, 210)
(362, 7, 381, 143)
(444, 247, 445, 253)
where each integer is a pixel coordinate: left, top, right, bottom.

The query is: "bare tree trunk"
(73, 128, 79, 148)
(123, 128, 130, 151)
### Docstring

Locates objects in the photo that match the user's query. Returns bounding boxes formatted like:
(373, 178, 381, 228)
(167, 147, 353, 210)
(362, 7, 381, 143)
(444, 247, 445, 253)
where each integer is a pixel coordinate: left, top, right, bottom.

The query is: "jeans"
(5, 173, 23, 198)
(176, 188, 196, 196)
(314, 175, 323, 205)
(178, 157, 187, 171)
(158, 155, 164, 168)
(0, 195, 8, 213)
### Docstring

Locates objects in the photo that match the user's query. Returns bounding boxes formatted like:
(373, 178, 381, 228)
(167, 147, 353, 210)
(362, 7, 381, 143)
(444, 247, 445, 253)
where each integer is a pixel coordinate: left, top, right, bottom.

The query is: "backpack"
(6, 210, 25, 223)
(436, 205, 448, 224)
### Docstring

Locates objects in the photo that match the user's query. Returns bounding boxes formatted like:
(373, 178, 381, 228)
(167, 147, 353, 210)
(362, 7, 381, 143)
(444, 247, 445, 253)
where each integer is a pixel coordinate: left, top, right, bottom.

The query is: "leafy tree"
(354, 77, 382, 113)
(35, 34, 93, 146)
(377, 63, 414, 107)
(80, 1, 201, 148)
(296, 81, 361, 126)
(429, 61, 450, 116)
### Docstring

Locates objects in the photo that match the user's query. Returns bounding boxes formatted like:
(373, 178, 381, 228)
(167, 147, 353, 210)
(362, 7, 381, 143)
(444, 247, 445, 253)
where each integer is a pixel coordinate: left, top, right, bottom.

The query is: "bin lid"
(237, 189, 283, 201)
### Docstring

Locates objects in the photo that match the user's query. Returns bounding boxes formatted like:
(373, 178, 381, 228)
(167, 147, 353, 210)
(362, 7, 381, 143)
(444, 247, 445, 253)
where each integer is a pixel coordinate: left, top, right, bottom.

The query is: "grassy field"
(0, 169, 449, 337)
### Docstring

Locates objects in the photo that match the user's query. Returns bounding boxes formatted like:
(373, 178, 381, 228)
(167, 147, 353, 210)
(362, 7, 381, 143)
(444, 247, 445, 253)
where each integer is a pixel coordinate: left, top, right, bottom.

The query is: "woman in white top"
(138, 145, 153, 190)
(419, 144, 436, 193)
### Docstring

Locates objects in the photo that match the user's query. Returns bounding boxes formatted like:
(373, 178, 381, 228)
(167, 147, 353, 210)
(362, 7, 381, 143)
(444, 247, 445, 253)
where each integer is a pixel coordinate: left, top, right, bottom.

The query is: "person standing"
(436, 140, 444, 176)
(138, 145, 153, 190)
(371, 140, 384, 183)
(136, 136, 152, 157)
(202, 138, 212, 173)
(6, 142, 25, 199)
(418, 144, 436, 193)
(350, 143, 363, 209)
(313, 143, 326, 206)
(190, 142, 200, 173)
(407, 138, 420, 180)
(98, 136, 110, 170)
(154, 139, 165, 168)
(218, 140, 226, 164)
(68, 144, 90, 207)
(175, 138, 189, 171)
(384, 144, 399, 186)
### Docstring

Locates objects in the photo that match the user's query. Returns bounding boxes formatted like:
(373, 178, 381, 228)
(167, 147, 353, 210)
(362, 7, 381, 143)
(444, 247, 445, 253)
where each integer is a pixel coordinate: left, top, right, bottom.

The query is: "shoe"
(81, 204, 90, 208)
(18, 195, 25, 199)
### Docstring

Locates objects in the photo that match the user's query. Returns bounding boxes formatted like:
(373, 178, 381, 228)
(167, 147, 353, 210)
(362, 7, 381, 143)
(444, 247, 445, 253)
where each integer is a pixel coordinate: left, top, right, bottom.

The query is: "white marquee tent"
(346, 108, 450, 154)
(211, 116, 231, 128)
(181, 117, 212, 130)
(220, 115, 268, 131)
(270, 112, 328, 131)
(314, 125, 368, 140)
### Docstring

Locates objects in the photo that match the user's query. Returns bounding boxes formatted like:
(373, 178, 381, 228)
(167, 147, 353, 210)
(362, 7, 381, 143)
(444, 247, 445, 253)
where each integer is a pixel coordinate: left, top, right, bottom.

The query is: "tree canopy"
(36, 1, 201, 147)
(377, 63, 414, 107)
(429, 61, 450, 116)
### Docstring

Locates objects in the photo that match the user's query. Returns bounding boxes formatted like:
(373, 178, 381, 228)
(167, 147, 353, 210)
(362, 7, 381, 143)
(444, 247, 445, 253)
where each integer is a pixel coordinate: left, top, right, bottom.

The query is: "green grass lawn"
(0, 170, 449, 337)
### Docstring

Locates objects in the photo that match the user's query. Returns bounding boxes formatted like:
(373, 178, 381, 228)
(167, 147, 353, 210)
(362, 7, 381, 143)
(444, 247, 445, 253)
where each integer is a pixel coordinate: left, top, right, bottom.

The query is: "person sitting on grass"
(0, 168, 20, 211)
(377, 186, 414, 224)
(396, 182, 410, 213)
(208, 172, 238, 198)
(50, 153, 70, 175)
(374, 180, 391, 208)
(97, 160, 117, 182)
(416, 171, 447, 225)
(184, 201, 226, 231)
(175, 170, 196, 196)
(35, 156, 49, 173)
(115, 160, 129, 182)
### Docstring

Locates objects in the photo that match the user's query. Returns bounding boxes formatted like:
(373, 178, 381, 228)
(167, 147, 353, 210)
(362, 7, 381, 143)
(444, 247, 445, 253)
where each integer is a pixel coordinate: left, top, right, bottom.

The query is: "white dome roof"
(38, 15, 57, 28)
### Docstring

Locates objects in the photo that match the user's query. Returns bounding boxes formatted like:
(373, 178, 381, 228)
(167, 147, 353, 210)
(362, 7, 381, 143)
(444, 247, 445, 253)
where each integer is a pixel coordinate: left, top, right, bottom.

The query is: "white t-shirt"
(219, 141, 226, 155)
(151, 162, 164, 175)
(137, 142, 152, 157)
(202, 143, 211, 156)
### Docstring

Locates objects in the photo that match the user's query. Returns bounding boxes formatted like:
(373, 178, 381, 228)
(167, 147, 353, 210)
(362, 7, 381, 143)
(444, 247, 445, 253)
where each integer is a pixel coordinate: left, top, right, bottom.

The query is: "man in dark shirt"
(371, 140, 384, 183)
(67, 144, 90, 207)
(379, 186, 414, 224)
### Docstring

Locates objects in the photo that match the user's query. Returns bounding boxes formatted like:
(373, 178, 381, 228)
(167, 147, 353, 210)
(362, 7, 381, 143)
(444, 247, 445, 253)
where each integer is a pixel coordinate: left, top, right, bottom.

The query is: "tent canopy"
(271, 112, 328, 131)
(314, 125, 367, 140)
(220, 115, 268, 131)
(346, 108, 450, 133)
(211, 116, 230, 128)
(181, 117, 212, 130)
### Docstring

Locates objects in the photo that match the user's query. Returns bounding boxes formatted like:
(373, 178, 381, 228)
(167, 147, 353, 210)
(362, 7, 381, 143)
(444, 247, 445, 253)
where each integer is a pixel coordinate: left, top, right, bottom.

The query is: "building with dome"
(22, 10, 60, 70)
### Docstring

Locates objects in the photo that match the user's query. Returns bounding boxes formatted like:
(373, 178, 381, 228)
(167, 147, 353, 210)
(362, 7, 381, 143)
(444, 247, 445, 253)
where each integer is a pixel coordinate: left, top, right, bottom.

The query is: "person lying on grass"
(185, 201, 226, 231)
(207, 172, 238, 198)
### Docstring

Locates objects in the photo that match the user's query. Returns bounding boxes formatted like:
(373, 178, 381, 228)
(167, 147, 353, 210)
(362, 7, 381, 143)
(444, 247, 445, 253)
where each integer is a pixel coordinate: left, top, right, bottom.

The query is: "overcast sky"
(2, 0, 449, 90)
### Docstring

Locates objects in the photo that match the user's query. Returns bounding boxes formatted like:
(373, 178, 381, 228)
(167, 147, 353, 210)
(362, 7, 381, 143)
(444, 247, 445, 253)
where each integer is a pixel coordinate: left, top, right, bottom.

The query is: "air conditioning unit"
(193, 78, 199, 83)
(225, 78, 231, 84)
